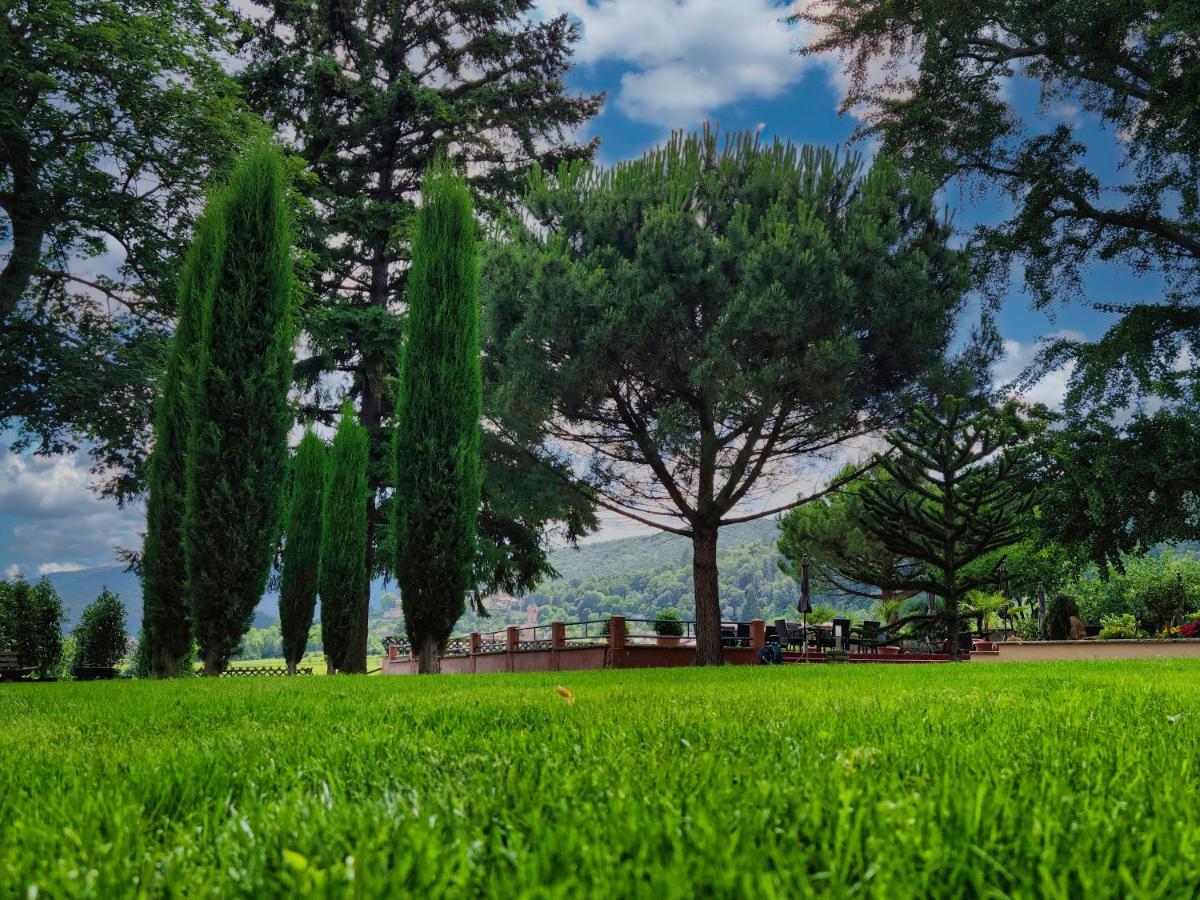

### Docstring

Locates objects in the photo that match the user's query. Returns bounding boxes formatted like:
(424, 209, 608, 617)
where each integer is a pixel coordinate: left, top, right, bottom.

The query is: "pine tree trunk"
(417, 635, 441, 674)
(692, 526, 724, 666)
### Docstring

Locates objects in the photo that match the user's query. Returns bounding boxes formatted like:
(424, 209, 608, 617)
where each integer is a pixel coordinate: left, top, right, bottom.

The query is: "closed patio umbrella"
(798, 556, 812, 659)
(1036, 581, 1047, 629)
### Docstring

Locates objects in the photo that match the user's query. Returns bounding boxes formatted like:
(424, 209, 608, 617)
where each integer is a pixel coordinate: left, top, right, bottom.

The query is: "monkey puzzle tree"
(394, 167, 483, 674)
(484, 128, 969, 665)
(279, 429, 325, 675)
(319, 407, 369, 674)
(185, 143, 295, 676)
(777, 464, 922, 610)
(860, 398, 1037, 659)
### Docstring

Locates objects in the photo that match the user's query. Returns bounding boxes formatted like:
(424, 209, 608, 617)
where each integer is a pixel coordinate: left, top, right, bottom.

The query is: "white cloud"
(538, 0, 811, 128)
(37, 562, 87, 576)
(993, 331, 1084, 410)
(0, 447, 144, 575)
(3, 564, 22, 580)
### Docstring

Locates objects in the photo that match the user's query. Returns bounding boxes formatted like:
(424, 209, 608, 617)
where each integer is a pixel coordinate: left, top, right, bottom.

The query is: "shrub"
(74, 588, 129, 669)
(1098, 614, 1142, 640)
(0, 577, 64, 677)
(1045, 593, 1080, 641)
(653, 608, 685, 637)
(1135, 575, 1191, 633)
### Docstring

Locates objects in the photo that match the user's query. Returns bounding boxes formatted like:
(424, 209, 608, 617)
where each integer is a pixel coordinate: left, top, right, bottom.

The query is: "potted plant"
(652, 608, 685, 646)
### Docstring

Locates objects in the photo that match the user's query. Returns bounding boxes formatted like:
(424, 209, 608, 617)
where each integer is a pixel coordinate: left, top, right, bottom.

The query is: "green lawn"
(2, 662, 1199, 897)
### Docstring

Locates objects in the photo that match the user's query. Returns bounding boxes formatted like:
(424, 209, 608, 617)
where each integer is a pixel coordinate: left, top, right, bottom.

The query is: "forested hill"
(524, 518, 867, 624)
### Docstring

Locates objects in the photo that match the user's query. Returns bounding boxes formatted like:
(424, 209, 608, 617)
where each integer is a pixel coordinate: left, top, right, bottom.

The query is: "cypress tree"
(319, 406, 369, 674)
(394, 166, 483, 674)
(279, 429, 325, 675)
(141, 203, 223, 677)
(185, 142, 295, 676)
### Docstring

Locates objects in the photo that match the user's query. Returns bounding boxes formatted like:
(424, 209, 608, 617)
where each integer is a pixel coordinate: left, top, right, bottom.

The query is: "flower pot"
(655, 635, 681, 647)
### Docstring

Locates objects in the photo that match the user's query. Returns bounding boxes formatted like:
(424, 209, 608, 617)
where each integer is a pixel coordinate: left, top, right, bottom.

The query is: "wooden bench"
(0, 649, 35, 682)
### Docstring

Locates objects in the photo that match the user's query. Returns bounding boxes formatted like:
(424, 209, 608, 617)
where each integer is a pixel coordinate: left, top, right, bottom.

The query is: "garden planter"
(655, 636, 681, 647)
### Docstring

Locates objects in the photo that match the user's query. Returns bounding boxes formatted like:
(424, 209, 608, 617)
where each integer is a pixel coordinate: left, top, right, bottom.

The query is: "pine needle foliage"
(279, 429, 325, 674)
(141, 203, 223, 677)
(319, 407, 369, 674)
(185, 142, 295, 676)
(484, 127, 968, 665)
(861, 398, 1037, 659)
(394, 165, 483, 674)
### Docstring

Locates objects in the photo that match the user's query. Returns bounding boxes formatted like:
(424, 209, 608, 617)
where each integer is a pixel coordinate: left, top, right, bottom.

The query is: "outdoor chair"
(774, 619, 803, 650)
(852, 620, 882, 654)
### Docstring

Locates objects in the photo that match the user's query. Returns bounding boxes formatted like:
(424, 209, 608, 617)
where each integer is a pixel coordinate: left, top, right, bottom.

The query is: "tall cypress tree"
(279, 429, 325, 675)
(141, 203, 223, 677)
(185, 142, 295, 676)
(860, 398, 1036, 659)
(319, 406, 368, 674)
(394, 166, 483, 674)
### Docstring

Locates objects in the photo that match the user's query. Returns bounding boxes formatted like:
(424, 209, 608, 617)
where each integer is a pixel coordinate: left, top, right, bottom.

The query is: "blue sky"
(0, 0, 1155, 577)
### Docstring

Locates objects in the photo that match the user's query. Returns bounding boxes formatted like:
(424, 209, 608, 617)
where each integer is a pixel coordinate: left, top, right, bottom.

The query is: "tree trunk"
(152, 651, 179, 679)
(417, 634, 441, 674)
(0, 188, 46, 324)
(286, 661, 296, 676)
(945, 596, 962, 662)
(202, 648, 224, 677)
(692, 526, 724, 666)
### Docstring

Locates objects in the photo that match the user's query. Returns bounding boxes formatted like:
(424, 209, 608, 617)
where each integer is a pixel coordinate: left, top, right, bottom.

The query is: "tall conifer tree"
(319, 407, 368, 674)
(861, 399, 1036, 659)
(279, 429, 325, 674)
(394, 166, 483, 674)
(240, 3, 601, 606)
(185, 142, 295, 676)
(141, 204, 222, 677)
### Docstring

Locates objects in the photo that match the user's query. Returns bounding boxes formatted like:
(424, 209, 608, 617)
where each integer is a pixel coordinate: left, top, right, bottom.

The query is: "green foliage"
(778, 464, 921, 603)
(394, 166, 483, 670)
(0, 0, 250, 500)
(279, 430, 326, 671)
(652, 609, 684, 637)
(1065, 552, 1200, 626)
(861, 398, 1038, 656)
(5, 665, 1200, 894)
(141, 202, 223, 677)
(793, 0, 1200, 412)
(320, 408, 369, 674)
(73, 588, 129, 669)
(0, 577, 64, 677)
(1045, 594, 1081, 641)
(485, 127, 968, 663)
(185, 142, 295, 676)
(239, 1, 601, 595)
(1098, 614, 1142, 640)
(1035, 412, 1200, 570)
